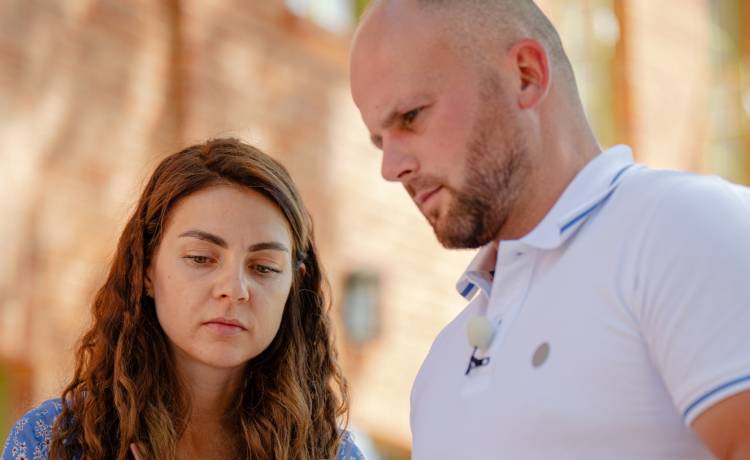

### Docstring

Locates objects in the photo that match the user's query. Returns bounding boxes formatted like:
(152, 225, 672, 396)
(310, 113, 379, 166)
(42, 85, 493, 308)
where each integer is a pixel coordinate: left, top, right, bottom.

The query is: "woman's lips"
(203, 318, 247, 336)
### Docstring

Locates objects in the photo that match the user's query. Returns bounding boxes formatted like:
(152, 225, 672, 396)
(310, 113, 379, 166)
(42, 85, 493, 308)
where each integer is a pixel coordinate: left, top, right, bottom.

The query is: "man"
(349, 1, 750, 459)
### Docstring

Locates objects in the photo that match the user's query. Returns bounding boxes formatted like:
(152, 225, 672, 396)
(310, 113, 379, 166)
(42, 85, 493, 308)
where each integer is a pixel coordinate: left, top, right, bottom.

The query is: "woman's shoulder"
(2, 398, 63, 460)
(336, 430, 366, 460)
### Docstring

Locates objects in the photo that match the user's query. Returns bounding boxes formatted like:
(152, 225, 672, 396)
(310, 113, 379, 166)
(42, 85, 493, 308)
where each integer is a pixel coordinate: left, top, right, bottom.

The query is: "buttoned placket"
(485, 241, 537, 352)
(460, 241, 538, 397)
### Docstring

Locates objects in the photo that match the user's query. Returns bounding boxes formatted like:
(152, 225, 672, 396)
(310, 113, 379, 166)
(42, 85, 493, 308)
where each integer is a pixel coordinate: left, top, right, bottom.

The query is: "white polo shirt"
(410, 145, 750, 460)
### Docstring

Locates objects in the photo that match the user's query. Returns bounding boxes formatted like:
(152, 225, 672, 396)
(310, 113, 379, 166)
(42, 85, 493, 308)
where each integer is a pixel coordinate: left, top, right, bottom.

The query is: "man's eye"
(402, 108, 421, 126)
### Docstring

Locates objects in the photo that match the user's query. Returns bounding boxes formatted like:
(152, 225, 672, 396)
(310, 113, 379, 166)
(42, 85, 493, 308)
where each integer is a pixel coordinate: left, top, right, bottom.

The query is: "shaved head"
(350, 0, 598, 246)
(360, 0, 578, 98)
(414, 0, 567, 58)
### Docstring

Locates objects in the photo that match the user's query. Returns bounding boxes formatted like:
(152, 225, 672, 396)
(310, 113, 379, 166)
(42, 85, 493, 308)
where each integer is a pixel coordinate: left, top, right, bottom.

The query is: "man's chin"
(431, 214, 498, 249)
(433, 224, 480, 249)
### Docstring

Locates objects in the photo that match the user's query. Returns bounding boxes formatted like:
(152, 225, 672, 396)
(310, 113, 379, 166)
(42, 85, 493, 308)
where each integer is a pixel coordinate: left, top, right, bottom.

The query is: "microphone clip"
(465, 347, 491, 375)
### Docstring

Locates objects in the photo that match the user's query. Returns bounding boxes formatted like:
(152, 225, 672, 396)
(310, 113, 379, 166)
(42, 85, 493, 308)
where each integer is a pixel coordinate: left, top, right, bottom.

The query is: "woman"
(2, 139, 363, 459)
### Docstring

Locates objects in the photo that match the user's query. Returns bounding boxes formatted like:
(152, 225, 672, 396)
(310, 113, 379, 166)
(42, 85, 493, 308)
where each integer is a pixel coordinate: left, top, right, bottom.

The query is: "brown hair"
(50, 138, 349, 459)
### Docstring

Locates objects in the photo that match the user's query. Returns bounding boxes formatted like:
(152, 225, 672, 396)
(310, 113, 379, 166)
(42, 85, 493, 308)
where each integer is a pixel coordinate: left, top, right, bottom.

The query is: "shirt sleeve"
(2, 399, 62, 460)
(631, 176, 750, 426)
(336, 430, 366, 460)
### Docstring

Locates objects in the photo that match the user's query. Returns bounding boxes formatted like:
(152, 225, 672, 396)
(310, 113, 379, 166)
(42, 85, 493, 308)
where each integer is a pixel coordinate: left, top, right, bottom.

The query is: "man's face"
(350, 4, 531, 248)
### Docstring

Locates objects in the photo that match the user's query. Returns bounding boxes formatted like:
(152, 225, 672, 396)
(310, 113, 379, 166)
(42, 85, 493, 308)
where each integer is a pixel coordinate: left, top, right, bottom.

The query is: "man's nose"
(381, 138, 418, 182)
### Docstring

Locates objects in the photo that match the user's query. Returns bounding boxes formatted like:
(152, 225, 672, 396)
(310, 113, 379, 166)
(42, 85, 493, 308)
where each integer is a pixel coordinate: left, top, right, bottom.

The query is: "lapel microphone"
(465, 316, 497, 375)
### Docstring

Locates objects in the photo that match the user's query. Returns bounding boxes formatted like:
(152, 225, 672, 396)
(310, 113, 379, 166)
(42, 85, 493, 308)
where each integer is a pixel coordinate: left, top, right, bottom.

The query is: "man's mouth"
(414, 186, 442, 207)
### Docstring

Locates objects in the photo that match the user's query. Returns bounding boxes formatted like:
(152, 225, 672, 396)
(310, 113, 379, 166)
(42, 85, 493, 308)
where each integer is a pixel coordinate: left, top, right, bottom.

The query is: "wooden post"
(0, 357, 32, 441)
(612, 0, 632, 151)
(743, 0, 750, 184)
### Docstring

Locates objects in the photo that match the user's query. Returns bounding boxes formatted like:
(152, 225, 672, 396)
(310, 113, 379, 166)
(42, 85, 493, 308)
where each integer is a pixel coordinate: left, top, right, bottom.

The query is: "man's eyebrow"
(370, 109, 400, 149)
(178, 230, 290, 253)
(380, 108, 403, 131)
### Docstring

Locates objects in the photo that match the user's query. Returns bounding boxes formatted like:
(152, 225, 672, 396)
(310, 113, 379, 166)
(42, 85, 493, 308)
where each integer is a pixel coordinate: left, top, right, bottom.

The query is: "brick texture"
(0, 0, 737, 453)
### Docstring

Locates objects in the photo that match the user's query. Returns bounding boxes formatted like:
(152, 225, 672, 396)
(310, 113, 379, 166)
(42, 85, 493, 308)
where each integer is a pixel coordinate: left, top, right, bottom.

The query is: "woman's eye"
(184, 255, 211, 265)
(252, 264, 281, 275)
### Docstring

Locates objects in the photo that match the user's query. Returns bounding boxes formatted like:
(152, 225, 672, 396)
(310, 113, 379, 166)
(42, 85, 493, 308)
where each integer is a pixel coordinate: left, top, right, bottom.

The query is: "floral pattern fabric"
(2, 399, 59, 460)
(2, 399, 365, 459)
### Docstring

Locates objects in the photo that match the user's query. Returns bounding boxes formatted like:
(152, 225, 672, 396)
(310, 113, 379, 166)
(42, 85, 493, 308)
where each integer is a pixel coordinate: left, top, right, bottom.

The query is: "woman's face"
(147, 184, 294, 372)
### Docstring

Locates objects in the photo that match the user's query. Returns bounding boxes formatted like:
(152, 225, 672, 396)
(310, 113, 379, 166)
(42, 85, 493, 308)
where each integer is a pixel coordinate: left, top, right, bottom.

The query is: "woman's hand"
(129, 443, 145, 460)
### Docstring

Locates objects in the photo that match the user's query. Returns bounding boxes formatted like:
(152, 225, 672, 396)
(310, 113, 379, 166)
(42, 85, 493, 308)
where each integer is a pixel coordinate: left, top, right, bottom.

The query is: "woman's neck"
(174, 354, 246, 458)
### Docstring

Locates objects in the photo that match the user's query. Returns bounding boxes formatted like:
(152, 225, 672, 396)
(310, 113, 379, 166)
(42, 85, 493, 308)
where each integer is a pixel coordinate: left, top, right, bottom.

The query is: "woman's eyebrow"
(178, 230, 289, 253)
(247, 241, 289, 253)
(179, 229, 227, 247)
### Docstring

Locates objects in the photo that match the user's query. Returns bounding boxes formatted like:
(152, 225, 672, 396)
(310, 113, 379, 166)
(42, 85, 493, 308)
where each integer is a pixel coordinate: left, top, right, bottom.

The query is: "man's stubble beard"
(431, 77, 531, 249)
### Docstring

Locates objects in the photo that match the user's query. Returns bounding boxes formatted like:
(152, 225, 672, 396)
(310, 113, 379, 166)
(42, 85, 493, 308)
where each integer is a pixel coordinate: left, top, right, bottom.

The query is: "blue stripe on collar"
(460, 282, 476, 299)
(559, 164, 634, 237)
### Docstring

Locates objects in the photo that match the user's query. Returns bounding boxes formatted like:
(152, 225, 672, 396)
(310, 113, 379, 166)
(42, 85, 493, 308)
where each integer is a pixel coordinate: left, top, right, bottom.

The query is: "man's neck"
(497, 122, 601, 242)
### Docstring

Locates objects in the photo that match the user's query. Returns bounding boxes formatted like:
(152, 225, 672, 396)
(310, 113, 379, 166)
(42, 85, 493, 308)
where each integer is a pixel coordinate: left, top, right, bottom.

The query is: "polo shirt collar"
(456, 243, 498, 300)
(520, 144, 635, 249)
(455, 145, 636, 300)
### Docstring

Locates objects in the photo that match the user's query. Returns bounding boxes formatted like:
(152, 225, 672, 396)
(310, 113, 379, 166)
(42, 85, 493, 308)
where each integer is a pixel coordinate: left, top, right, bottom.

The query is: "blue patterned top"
(2, 399, 364, 460)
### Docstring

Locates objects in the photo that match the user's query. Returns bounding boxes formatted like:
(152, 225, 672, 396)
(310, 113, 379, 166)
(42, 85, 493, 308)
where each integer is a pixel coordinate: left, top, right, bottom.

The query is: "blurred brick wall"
(1, 0, 731, 452)
(0, 0, 183, 410)
(0, 0, 473, 450)
(619, 0, 711, 171)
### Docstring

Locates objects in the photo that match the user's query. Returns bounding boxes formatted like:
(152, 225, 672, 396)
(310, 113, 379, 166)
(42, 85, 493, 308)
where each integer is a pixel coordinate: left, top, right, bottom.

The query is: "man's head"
(350, 0, 585, 248)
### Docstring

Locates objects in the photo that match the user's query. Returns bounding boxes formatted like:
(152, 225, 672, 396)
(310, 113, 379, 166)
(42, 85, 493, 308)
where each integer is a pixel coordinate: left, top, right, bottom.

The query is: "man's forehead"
(350, 2, 461, 124)
(350, 51, 429, 130)
(351, 5, 443, 89)
(351, 13, 412, 108)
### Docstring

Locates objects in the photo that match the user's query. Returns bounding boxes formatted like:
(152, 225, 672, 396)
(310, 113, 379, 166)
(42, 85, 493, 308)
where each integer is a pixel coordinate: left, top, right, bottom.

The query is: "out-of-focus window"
(707, 0, 749, 184)
(342, 271, 381, 345)
(285, 0, 357, 33)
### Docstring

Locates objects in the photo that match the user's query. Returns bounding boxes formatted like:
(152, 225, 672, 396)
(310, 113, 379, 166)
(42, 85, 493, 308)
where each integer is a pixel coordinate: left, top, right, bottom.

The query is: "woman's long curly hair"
(49, 138, 349, 459)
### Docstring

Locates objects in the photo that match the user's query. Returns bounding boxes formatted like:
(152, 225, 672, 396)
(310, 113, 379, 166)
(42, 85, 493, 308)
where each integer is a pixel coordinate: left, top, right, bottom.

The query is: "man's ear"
(508, 38, 550, 109)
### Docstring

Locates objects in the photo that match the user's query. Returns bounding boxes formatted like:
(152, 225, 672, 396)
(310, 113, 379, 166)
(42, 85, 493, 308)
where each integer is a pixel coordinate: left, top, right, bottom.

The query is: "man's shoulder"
(612, 167, 750, 229)
(619, 166, 748, 205)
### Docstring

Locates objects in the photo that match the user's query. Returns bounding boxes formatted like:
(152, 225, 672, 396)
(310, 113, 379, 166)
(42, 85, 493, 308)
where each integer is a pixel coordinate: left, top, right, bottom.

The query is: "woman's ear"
(297, 262, 306, 276)
(144, 268, 154, 298)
